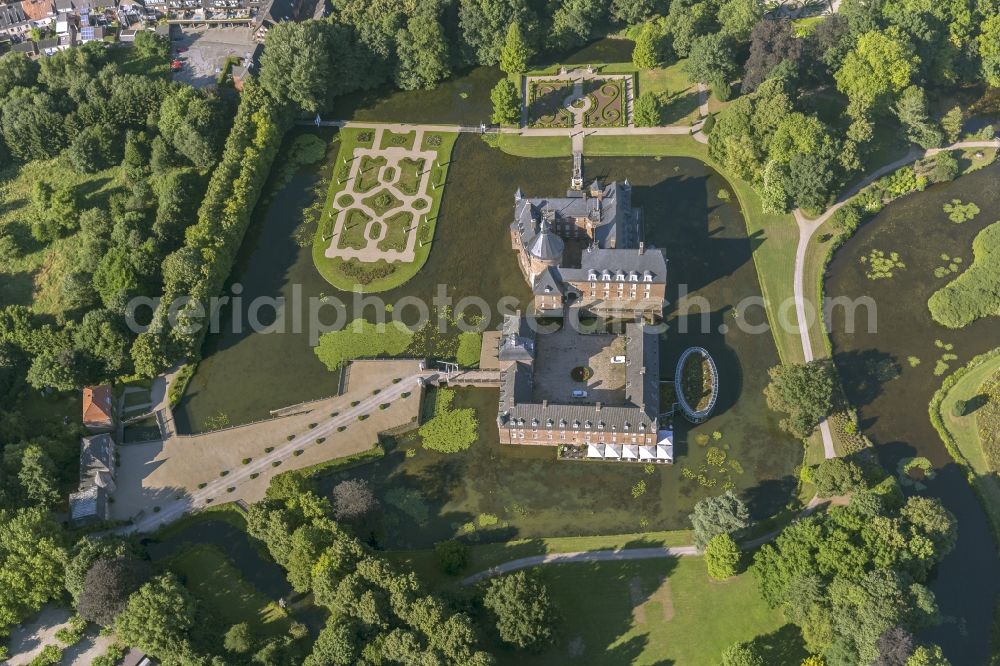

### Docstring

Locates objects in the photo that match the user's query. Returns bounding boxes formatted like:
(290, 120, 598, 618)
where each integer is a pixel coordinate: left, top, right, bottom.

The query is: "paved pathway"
(122, 368, 436, 534)
(461, 496, 835, 585)
(790, 139, 1000, 458)
(325, 126, 436, 263)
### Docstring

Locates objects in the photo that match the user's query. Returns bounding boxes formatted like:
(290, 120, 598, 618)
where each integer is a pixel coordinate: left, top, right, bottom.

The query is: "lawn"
(387, 529, 693, 590)
(356, 155, 387, 193)
(528, 80, 575, 128)
(336, 209, 373, 250)
(495, 134, 572, 157)
(377, 211, 414, 252)
(932, 350, 1000, 545)
(637, 61, 702, 125)
(168, 544, 292, 637)
(491, 557, 803, 666)
(313, 127, 458, 292)
(397, 157, 425, 196)
(583, 134, 804, 367)
(380, 129, 416, 151)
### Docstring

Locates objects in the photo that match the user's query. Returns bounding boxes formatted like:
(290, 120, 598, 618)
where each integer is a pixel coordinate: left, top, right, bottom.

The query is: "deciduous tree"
(764, 360, 836, 438)
(704, 533, 741, 579)
(483, 571, 556, 651)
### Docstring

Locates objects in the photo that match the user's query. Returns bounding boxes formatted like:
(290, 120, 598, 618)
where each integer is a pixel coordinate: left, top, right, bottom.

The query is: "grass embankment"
(387, 528, 693, 590)
(312, 127, 458, 293)
(496, 134, 572, 157)
(169, 544, 292, 637)
(930, 348, 1000, 547)
(582, 134, 804, 367)
(502, 557, 799, 666)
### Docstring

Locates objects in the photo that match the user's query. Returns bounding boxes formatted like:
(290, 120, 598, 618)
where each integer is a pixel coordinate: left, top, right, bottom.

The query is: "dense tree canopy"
(764, 360, 837, 438)
(483, 571, 557, 651)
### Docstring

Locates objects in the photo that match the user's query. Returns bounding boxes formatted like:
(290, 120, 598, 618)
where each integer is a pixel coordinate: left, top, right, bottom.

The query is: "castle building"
(493, 312, 673, 462)
(510, 180, 668, 320)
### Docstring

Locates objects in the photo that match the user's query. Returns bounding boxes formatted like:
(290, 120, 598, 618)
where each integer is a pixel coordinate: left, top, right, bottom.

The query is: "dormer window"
(624, 422, 630, 431)
(573, 420, 580, 429)
(598, 421, 605, 430)
(617, 272, 624, 281)
(547, 418, 554, 427)
(532, 418, 539, 427)
(602, 271, 611, 281)
(588, 271, 596, 281)
(643, 272, 653, 282)
(585, 420, 593, 429)
(560, 419, 567, 428)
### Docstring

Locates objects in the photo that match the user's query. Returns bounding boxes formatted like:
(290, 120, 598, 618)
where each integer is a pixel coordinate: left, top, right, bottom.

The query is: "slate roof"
(528, 221, 564, 260)
(497, 320, 659, 434)
(0, 3, 28, 28)
(12, 39, 36, 52)
(69, 485, 106, 521)
(498, 312, 535, 362)
(80, 433, 116, 490)
(556, 246, 668, 284)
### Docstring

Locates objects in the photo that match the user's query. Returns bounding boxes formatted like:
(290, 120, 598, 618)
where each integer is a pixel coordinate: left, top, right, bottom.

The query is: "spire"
(515, 187, 523, 201)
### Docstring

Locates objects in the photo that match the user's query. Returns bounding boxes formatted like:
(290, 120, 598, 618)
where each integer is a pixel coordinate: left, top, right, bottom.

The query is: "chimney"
(595, 402, 602, 412)
(639, 242, 645, 255)
(542, 400, 548, 409)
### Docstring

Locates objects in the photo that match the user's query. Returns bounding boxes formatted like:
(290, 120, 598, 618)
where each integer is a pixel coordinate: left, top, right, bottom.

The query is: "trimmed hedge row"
(135, 82, 290, 375)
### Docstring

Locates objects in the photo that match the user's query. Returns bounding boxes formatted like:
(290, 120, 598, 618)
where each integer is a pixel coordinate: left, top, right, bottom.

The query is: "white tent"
(622, 444, 639, 460)
(604, 444, 622, 460)
(587, 443, 605, 459)
(639, 445, 656, 461)
(656, 444, 674, 462)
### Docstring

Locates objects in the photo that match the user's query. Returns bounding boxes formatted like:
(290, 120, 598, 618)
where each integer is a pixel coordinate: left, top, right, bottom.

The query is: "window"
(643, 273, 653, 282)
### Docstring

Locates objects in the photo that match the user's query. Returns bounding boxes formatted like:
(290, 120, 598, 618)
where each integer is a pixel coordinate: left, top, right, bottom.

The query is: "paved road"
(790, 139, 1000, 459)
(305, 120, 695, 138)
(123, 371, 435, 534)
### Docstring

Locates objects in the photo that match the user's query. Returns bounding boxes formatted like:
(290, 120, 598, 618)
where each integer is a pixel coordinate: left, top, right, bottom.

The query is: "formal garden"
(312, 126, 458, 292)
(527, 80, 575, 128)
(582, 78, 628, 128)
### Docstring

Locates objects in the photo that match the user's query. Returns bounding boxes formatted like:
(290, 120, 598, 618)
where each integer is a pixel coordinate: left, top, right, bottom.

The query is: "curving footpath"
(461, 497, 833, 585)
(791, 139, 1000, 459)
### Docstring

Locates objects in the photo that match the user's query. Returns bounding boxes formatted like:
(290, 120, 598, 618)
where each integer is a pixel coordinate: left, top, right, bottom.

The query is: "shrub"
(316, 437, 326, 444)
(293, 449, 303, 456)
(704, 533, 741, 579)
(250, 473, 259, 479)
(272, 461, 281, 467)
(419, 388, 477, 453)
(337, 425, 347, 432)
(379, 403, 390, 410)
(435, 539, 470, 575)
(29, 645, 62, 666)
(227, 487, 235, 493)
(242, 458, 251, 465)
(286, 435, 295, 441)
(219, 470, 229, 477)
(264, 446, 274, 453)
(702, 112, 716, 134)
(358, 414, 369, 421)
(198, 482, 207, 489)
(633, 92, 662, 127)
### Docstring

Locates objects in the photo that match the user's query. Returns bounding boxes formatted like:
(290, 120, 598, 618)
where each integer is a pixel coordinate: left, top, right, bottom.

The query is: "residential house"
(21, 0, 56, 33)
(82, 385, 115, 431)
(0, 2, 29, 39)
(67, 433, 117, 525)
(37, 34, 58, 53)
(11, 37, 36, 53)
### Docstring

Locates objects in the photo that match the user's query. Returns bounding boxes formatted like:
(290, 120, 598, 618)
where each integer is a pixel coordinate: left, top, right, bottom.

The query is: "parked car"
(572, 390, 588, 398)
(611, 355, 626, 364)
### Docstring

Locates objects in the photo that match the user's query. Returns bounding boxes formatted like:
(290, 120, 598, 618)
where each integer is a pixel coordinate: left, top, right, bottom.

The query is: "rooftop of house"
(21, 0, 55, 21)
(68, 485, 106, 521)
(0, 2, 28, 27)
(80, 433, 115, 489)
(82, 385, 114, 428)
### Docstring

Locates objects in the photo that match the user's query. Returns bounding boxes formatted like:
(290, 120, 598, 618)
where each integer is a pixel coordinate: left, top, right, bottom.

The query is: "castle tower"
(527, 215, 564, 279)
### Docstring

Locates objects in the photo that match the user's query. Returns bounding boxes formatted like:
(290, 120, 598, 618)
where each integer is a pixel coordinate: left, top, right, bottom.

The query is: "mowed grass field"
(169, 544, 292, 637)
(494, 557, 803, 666)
